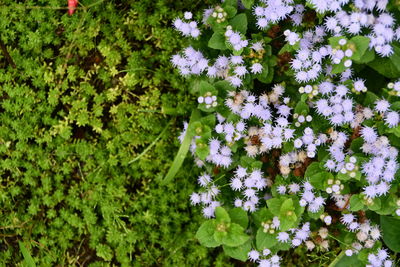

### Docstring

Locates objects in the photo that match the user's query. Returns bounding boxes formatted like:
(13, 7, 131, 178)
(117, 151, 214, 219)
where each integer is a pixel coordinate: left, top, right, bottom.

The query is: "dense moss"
(0, 0, 235, 265)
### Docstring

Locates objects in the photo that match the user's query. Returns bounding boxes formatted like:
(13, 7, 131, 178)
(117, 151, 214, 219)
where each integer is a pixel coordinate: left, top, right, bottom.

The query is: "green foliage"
(380, 216, 400, 252)
(196, 207, 249, 248)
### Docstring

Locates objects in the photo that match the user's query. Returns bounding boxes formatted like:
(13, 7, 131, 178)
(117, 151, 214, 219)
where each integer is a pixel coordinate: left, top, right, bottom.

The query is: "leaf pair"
(195, 207, 251, 260)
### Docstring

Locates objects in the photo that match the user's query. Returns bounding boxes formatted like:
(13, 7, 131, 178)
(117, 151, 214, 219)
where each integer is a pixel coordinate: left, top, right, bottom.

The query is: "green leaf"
(196, 220, 220, 247)
(223, 239, 251, 261)
(252, 207, 274, 228)
(310, 172, 332, 190)
(280, 199, 294, 215)
(333, 252, 364, 267)
(222, 223, 249, 247)
(349, 195, 364, 212)
(199, 81, 217, 95)
(368, 57, 400, 78)
(328, 36, 344, 48)
(331, 62, 347, 74)
(389, 43, 400, 72)
(255, 62, 270, 83)
(350, 138, 364, 153)
(305, 162, 322, 178)
(387, 125, 400, 138)
(229, 208, 248, 228)
(256, 228, 278, 250)
(19, 241, 36, 267)
(350, 36, 370, 61)
(200, 114, 216, 128)
(223, 5, 237, 18)
(353, 49, 375, 64)
(161, 109, 201, 184)
(267, 198, 283, 216)
(208, 32, 227, 50)
(214, 80, 235, 93)
(241, 0, 254, 9)
(230, 14, 247, 34)
(279, 199, 297, 231)
(294, 101, 309, 115)
(195, 139, 210, 161)
(375, 195, 396, 215)
(380, 215, 400, 252)
(223, 0, 237, 6)
(216, 207, 231, 223)
(363, 91, 379, 106)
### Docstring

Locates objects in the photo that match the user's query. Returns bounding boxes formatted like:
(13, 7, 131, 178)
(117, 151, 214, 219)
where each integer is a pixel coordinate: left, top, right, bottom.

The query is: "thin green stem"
(217, 183, 231, 189)
(327, 233, 349, 246)
(128, 120, 173, 164)
(213, 174, 226, 183)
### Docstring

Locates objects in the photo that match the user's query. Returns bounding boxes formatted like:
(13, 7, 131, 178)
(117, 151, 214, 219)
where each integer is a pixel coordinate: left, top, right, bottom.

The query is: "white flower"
(345, 249, 353, 256)
(190, 192, 201, 205)
(375, 99, 390, 113)
(248, 250, 260, 262)
(370, 227, 381, 240)
(230, 177, 243, 191)
(277, 232, 290, 243)
(341, 214, 355, 225)
(250, 63, 263, 74)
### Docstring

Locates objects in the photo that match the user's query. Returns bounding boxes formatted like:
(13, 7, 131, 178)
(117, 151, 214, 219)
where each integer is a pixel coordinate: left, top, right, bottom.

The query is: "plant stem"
(328, 250, 345, 267)
(128, 120, 173, 164)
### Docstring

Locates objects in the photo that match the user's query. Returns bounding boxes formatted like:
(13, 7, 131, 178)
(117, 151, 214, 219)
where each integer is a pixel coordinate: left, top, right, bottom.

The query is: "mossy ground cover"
(0, 0, 236, 265)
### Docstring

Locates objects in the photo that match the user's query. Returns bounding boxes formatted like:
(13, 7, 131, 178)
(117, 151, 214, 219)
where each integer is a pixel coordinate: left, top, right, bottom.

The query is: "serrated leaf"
(223, 239, 251, 261)
(255, 62, 270, 83)
(199, 81, 216, 95)
(280, 199, 294, 215)
(368, 57, 400, 78)
(223, 5, 237, 18)
(304, 162, 322, 178)
(222, 223, 249, 247)
(195, 139, 210, 161)
(216, 207, 231, 223)
(256, 228, 278, 250)
(309, 172, 332, 190)
(196, 220, 220, 247)
(353, 49, 375, 64)
(241, 0, 254, 9)
(350, 36, 370, 61)
(294, 101, 309, 115)
(214, 80, 235, 93)
(230, 14, 247, 34)
(267, 198, 283, 216)
(349, 195, 364, 212)
(208, 32, 227, 50)
(229, 208, 248, 228)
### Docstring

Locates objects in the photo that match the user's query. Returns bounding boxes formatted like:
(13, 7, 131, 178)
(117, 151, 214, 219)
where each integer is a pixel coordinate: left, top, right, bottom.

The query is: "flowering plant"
(169, 0, 400, 266)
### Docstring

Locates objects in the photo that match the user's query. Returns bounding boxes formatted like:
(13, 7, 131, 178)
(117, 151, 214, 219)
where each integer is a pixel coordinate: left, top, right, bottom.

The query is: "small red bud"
(68, 0, 78, 16)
